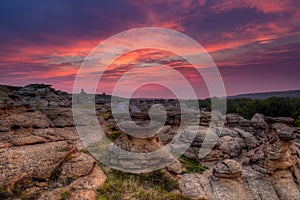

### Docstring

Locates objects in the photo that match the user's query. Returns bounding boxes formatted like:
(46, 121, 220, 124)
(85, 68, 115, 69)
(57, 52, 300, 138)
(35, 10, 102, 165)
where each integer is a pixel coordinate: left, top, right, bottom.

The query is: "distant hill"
(228, 90, 300, 100)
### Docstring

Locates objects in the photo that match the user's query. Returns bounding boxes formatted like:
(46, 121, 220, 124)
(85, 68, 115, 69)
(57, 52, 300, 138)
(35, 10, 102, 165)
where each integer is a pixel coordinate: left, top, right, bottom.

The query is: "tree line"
(198, 97, 300, 122)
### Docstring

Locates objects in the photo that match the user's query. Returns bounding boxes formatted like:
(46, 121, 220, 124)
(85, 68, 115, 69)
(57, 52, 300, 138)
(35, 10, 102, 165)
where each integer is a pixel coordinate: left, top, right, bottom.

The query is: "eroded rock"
(213, 159, 242, 178)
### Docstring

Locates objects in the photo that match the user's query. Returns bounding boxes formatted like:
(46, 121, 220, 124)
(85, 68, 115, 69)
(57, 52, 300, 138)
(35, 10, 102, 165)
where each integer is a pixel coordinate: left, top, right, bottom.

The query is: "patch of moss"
(180, 155, 208, 174)
(97, 167, 191, 200)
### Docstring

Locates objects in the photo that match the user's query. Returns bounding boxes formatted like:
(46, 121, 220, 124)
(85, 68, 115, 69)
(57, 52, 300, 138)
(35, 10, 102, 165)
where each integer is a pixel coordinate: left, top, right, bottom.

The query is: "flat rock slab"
(0, 141, 70, 189)
(0, 110, 52, 131)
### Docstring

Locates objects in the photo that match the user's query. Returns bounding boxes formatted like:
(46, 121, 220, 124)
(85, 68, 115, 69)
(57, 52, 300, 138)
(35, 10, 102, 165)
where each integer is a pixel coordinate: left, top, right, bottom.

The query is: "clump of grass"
(180, 155, 208, 174)
(59, 190, 71, 200)
(97, 166, 192, 200)
(79, 148, 89, 154)
(107, 130, 122, 142)
(100, 111, 111, 120)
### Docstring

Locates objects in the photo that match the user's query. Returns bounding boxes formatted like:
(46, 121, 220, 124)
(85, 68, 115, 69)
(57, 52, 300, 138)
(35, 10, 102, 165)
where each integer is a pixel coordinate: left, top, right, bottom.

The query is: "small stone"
(166, 160, 182, 174)
(213, 159, 242, 178)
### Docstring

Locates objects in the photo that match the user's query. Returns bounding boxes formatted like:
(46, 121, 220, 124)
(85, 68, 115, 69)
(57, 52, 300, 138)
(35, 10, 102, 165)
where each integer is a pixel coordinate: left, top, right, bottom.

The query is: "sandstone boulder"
(272, 123, 296, 141)
(218, 136, 241, 158)
(166, 159, 182, 174)
(235, 128, 257, 150)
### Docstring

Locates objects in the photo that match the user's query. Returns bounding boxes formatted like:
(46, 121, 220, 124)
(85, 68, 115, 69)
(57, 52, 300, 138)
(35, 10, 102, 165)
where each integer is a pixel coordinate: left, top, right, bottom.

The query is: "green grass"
(107, 130, 122, 142)
(97, 166, 192, 200)
(100, 111, 111, 120)
(180, 155, 208, 174)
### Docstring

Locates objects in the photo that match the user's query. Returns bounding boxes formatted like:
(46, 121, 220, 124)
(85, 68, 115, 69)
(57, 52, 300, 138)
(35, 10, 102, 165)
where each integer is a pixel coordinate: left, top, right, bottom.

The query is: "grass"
(107, 130, 122, 142)
(100, 111, 111, 120)
(97, 166, 192, 200)
(59, 190, 71, 200)
(180, 155, 208, 174)
(79, 148, 89, 154)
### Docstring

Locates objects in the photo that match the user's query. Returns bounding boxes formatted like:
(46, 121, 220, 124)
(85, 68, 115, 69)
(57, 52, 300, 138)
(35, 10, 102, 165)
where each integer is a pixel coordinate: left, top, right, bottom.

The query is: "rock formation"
(1, 84, 300, 199)
(0, 84, 106, 200)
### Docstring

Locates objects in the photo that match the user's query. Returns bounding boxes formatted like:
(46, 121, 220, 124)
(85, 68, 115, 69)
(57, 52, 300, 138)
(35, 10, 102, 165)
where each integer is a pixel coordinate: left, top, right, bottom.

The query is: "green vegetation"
(59, 190, 71, 200)
(100, 111, 111, 120)
(199, 97, 300, 119)
(295, 116, 300, 127)
(79, 148, 89, 154)
(107, 130, 122, 142)
(180, 155, 208, 174)
(97, 166, 191, 200)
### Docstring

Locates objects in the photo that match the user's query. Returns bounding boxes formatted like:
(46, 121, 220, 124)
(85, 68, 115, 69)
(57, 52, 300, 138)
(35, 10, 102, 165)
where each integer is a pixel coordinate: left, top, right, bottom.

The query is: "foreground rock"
(0, 85, 106, 200)
(1, 84, 300, 199)
(213, 159, 242, 178)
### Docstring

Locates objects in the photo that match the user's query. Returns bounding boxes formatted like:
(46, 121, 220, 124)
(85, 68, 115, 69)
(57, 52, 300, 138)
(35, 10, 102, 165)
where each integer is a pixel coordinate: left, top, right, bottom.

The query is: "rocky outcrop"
(265, 116, 295, 124)
(0, 85, 106, 199)
(0, 84, 71, 109)
(1, 84, 300, 199)
(247, 123, 298, 175)
(179, 114, 300, 199)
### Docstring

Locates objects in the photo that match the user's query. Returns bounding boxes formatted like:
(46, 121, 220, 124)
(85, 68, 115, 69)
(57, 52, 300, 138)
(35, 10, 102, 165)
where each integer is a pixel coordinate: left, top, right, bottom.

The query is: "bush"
(199, 97, 300, 120)
(295, 116, 300, 127)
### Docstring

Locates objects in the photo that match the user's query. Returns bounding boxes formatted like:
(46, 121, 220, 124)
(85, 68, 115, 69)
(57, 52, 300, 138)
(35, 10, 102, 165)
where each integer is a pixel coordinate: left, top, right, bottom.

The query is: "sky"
(0, 0, 300, 98)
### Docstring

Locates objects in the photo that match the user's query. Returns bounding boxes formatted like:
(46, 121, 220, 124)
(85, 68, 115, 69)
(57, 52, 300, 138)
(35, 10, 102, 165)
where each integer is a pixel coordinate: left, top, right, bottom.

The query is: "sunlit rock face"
(0, 85, 106, 200)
